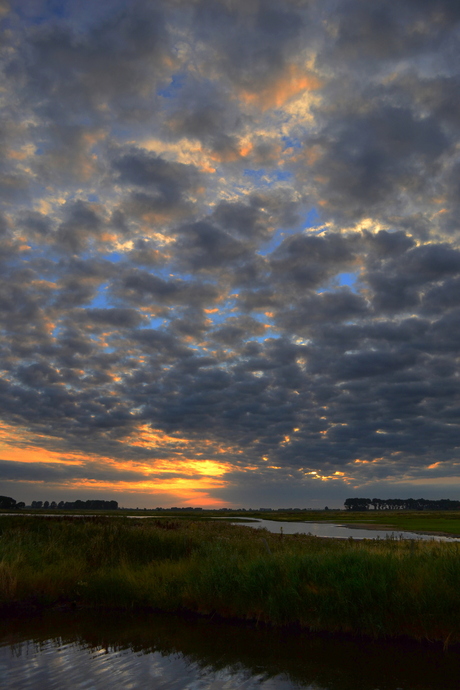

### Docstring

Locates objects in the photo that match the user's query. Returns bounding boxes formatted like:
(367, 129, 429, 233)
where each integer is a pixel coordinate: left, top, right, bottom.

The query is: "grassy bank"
(1, 515, 460, 645)
(272, 509, 460, 536)
(4, 508, 460, 535)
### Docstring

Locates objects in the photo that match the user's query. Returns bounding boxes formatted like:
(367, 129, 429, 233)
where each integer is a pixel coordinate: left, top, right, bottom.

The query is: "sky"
(0, 0, 460, 509)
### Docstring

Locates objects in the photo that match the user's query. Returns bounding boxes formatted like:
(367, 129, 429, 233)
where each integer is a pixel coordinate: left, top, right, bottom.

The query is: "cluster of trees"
(0, 496, 24, 509)
(344, 498, 460, 511)
(31, 500, 118, 510)
(0, 496, 118, 510)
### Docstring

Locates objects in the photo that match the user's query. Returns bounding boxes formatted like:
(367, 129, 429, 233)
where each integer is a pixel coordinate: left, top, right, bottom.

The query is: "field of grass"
(253, 510, 460, 536)
(1, 515, 460, 646)
(5, 507, 460, 536)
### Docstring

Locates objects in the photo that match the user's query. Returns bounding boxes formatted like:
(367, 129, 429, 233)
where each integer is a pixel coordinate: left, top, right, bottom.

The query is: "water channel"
(2, 517, 460, 688)
(1, 609, 460, 690)
(2, 514, 460, 541)
(231, 518, 460, 541)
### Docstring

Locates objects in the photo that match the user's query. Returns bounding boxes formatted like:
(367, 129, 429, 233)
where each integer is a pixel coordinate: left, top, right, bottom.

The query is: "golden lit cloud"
(239, 65, 322, 111)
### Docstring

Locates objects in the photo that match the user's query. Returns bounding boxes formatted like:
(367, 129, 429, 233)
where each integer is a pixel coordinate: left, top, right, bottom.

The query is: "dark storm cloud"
(163, 78, 243, 159)
(55, 200, 103, 253)
(113, 148, 201, 218)
(275, 290, 369, 334)
(18, 211, 53, 240)
(1, 0, 460, 507)
(365, 244, 460, 314)
(193, 0, 309, 91)
(77, 307, 147, 329)
(269, 232, 357, 289)
(309, 106, 449, 220)
(209, 316, 269, 345)
(325, 0, 460, 64)
(113, 269, 219, 308)
(11, 0, 172, 123)
(52, 257, 117, 309)
(212, 201, 273, 242)
(0, 459, 148, 484)
(175, 220, 250, 272)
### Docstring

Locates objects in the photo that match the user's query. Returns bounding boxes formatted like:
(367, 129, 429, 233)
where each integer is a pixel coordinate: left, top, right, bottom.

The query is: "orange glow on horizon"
(0, 421, 234, 507)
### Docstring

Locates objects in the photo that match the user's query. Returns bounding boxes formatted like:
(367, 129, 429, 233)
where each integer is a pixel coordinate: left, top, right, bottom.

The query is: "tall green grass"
(1, 516, 460, 645)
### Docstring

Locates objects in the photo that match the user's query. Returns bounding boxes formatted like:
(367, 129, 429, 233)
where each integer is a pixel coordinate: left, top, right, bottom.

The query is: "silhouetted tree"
(0, 495, 16, 509)
(345, 497, 460, 511)
(344, 498, 371, 511)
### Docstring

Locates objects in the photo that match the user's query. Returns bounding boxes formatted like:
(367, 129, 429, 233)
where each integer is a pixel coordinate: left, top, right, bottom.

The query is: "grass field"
(5, 507, 460, 536)
(1, 514, 460, 646)
(258, 510, 460, 536)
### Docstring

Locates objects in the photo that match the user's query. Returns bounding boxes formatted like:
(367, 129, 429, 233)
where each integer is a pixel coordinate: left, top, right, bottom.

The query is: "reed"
(1, 516, 459, 645)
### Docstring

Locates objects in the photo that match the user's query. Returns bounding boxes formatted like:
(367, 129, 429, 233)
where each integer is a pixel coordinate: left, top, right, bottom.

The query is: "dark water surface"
(1, 610, 459, 690)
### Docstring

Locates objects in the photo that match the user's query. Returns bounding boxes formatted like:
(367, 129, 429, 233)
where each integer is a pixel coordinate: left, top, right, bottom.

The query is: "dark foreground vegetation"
(1, 516, 460, 646)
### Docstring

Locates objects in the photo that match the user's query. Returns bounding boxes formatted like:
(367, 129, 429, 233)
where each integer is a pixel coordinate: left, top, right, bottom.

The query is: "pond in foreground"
(1, 609, 460, 690)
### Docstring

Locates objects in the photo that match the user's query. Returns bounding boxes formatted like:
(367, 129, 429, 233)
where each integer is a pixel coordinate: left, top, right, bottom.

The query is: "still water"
(232, 519, 460, 541)
(3, 515, 460, 542)
(1, 610, 460, 690)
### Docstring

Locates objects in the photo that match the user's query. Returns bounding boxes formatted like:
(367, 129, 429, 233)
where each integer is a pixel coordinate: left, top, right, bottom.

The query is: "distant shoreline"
(340, 522, 460, 537)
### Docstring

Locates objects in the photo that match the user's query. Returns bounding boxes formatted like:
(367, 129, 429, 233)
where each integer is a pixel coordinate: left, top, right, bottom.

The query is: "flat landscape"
(45, 507, 460, 536)
(248, 510, 460, 536)
(2, 512, 460, 647)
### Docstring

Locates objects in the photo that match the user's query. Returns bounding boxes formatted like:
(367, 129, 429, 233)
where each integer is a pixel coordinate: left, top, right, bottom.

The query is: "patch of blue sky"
(257, 227, 298, 256)
(316, 272, 360, 294)
(304, 207, 321, 229)
(250, 331, 277, 345)
(281, 136, 302, 150)
(158, 73, 185, 99)
(139, 316, 165, 330)
(88, 284, 111, 309)
(205, 303, 237, 327)
(110, 125, 137, 141)
(86, 193, 99, 203)
(243, 168, 292, 184)
(336, 272, 359, 289)
(151, 265, 181, 280)
(13, 1, 69, 26)
(203, 295, 240, 325)
(101, 251, 123, 264)
(32, 138, 56, 156)
(244, 168, 267, 181)
(251, 312, 272, 324)
(274, 170, 292, 181)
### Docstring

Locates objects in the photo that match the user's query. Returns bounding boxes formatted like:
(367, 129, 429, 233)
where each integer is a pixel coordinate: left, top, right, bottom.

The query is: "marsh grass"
(1, 516, 460, 645)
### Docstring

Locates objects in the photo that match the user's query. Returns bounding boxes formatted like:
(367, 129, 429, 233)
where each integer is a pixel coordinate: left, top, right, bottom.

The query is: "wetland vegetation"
(1, 513, 460, 646)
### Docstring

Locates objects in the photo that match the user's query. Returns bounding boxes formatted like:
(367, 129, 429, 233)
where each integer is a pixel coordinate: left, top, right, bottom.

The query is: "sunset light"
(0, 0, 459, 510)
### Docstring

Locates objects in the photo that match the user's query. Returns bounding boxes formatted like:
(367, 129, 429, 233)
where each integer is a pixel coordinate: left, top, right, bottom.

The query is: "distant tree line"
(344, 497, 460, 511)
(0, 496, 118, 510)
(31, 500, 118, 510)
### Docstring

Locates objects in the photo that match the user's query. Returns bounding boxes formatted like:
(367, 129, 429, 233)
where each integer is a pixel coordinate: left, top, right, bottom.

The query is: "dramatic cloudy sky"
(0, 0, 460, 508)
